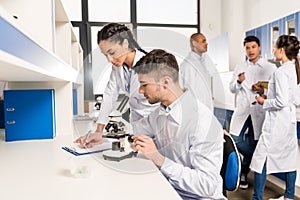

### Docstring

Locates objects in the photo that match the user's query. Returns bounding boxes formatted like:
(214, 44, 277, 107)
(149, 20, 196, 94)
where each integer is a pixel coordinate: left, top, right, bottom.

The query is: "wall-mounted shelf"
(0, 0, 84, 136)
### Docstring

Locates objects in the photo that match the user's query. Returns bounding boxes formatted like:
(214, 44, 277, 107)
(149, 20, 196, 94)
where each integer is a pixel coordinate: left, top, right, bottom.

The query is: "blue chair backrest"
(221, 134, 241, 191)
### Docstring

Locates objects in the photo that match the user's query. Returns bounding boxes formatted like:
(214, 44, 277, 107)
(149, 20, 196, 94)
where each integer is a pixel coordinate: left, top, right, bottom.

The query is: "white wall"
(221, 0, 246, 71)
(200, 0, 222, 39)
(201, 0, 245, 70)
(201, 0, 300, 70)
(244, 0, 300, 31)
(0, 0, 54, 52)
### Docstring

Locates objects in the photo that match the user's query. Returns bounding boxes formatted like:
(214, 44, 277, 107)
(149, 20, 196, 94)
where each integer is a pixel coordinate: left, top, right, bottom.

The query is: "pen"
(252, 92, 260, 105)
(84, 130, 92, 147)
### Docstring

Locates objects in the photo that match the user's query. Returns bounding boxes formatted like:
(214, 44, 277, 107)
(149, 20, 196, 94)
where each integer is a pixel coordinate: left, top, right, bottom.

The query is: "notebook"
(62, 140, 112, 156)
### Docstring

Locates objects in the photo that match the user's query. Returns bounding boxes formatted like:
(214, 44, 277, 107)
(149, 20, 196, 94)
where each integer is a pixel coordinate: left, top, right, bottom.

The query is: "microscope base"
(103, 150, 136, 162)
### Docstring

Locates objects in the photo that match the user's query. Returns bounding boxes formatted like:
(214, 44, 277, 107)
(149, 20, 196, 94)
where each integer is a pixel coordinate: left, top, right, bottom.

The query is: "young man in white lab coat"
(133, 49, 226, 200)
(179, 33, 215, 111)
(229, 36, 277, 189)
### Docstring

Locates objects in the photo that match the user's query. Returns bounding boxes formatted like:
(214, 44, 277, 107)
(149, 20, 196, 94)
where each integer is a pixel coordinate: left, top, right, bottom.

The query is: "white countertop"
(0, 129, 181, 200)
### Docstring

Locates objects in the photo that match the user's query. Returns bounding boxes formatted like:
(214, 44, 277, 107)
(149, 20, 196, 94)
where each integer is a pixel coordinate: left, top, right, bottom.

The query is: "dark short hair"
(133, 49, 179, 82)
(243, 35, 260, 46)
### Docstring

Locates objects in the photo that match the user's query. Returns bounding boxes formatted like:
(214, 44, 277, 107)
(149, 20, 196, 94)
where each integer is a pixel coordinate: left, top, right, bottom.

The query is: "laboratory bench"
(0, 123, 181, 200)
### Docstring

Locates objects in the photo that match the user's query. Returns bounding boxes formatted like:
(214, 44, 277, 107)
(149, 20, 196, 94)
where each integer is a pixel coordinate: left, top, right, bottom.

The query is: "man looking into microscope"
(133, 49, 226, 200)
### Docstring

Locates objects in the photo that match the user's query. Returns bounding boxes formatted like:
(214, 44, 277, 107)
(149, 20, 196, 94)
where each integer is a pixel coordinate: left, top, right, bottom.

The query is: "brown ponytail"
(295, 58, 300, 84)
(276, 35, 300, 84)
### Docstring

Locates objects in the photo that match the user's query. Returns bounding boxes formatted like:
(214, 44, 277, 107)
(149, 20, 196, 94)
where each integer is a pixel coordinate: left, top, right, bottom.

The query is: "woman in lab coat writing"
(250, 35, 300, 200)
(75, 23, 158, 147)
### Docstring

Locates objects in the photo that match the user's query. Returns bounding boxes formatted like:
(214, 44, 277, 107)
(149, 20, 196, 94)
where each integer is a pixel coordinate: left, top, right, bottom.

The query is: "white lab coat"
(229, 58, 277, 140)
(135, 90, 226, 200)
(179, 51, 214, 111)
(250, 61, 298, 174)
(96, 50, 159, 131)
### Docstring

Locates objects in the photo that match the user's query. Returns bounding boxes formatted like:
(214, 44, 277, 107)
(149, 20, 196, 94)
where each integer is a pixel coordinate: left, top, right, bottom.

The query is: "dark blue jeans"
(284, 171, 297, 199)
(252, 164, 267, 200)
(253, 164, 296, 200)
(232, 115, 256, 176)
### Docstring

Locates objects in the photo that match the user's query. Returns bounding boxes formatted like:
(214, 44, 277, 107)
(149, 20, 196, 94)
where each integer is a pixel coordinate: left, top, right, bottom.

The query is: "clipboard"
(62, 141, 112, 156)
(256, 81, 269, 89)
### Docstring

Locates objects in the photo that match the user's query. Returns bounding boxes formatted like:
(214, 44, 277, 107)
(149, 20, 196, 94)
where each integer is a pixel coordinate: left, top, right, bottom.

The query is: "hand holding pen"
(84, 130, 92, 147)
(74, 130, 107, 148)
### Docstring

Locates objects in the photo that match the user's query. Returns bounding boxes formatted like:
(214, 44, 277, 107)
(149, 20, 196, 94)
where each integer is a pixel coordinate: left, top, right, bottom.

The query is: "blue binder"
(4, 89, 56, 141)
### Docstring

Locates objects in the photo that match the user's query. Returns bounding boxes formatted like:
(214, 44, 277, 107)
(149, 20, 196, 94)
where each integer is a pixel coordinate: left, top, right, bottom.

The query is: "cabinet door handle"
(6, 120, 15, 125)
(6, 108, 15, 112)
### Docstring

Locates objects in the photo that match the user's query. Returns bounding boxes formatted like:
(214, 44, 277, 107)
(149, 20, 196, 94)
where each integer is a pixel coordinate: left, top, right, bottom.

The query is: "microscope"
(102, 121, 137, 161)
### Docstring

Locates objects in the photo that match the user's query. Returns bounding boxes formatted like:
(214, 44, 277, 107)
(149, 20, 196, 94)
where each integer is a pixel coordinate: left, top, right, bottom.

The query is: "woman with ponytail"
(75, 23, 158, 147)
(250, 35, 300, 200)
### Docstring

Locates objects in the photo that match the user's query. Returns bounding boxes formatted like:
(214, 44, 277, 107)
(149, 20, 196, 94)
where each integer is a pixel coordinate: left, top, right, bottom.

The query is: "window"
(287, 19, 295, 36)
(69, 0, 199, 99)
(137, 27, 197, 65)
(271, 26, 279, 48)
(91, 26, 103, 52)
(88, 0, 131, 22)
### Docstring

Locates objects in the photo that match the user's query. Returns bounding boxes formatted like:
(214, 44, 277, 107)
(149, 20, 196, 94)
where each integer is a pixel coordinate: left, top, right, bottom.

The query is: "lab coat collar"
(115, 49, 145, 94)
(247, 57, 264, 68)
(132, 49, 145, 68)
(129, 49, 145, 77)
(189, 51, 204, 62)
(158, 90, 189, 125)
(286, 60, 294, 64)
